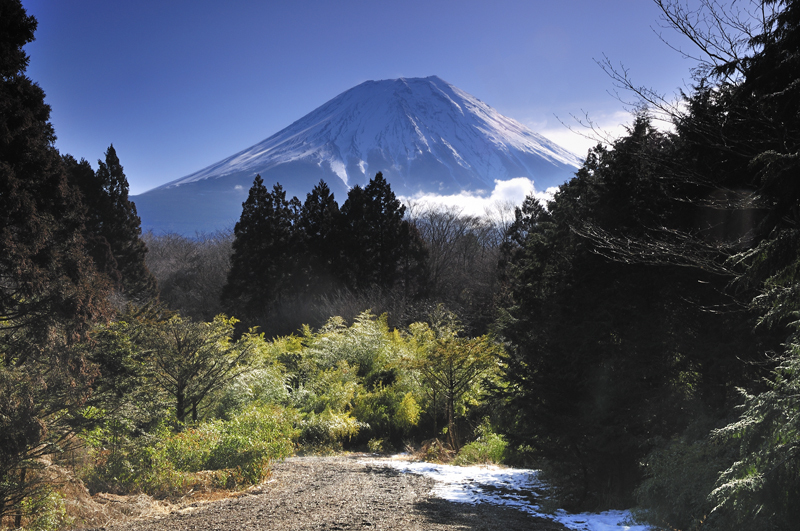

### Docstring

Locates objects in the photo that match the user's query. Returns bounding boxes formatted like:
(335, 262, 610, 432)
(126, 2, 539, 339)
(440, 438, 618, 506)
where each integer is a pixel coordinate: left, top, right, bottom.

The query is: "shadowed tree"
(222, 176, 301, 332)
(65, 146, 157, 303)
(338, 172, 426, 295)
(0, 0, 113, 522)
(298, 180, 341, 294)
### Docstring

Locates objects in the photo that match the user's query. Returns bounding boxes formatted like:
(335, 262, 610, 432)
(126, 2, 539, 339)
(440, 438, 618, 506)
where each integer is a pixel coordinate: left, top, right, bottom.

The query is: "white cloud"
(536, 110, 632, 158)
(401, 177, 557, 217)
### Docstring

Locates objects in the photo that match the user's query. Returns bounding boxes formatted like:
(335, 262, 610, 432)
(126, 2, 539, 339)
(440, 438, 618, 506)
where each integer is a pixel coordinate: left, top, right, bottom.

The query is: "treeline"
(220, 173, 426, 335)
(144, 182, 510, 337)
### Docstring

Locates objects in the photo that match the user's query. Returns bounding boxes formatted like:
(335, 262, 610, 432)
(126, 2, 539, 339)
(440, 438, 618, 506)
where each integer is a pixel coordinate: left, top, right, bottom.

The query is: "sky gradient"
(22, 0, 698, 195)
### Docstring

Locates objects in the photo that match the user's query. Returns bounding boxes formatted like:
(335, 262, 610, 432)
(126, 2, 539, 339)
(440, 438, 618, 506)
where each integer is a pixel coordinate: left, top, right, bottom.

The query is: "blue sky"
(22, 0, 697, 195)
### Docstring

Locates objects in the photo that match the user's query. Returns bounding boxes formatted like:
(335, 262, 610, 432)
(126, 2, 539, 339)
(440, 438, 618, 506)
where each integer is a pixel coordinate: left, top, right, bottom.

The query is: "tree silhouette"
(0, 0, 113, 521)
(66, 146, 157, 303)
(222, 176, 301, 329)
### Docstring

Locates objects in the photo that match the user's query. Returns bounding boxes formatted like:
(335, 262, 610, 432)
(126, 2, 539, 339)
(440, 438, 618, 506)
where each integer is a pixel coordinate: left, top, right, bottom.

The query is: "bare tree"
(144, 231, 233, 320)
(408, 204, 508, 333)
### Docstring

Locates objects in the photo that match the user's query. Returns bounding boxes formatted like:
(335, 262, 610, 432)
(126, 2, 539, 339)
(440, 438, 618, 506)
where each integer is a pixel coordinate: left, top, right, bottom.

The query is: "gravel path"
(87, 456, 566, 531)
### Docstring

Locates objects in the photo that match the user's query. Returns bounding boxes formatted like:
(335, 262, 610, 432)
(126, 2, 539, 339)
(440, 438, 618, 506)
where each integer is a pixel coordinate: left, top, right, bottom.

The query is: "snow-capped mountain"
(133, 76, 582, 234)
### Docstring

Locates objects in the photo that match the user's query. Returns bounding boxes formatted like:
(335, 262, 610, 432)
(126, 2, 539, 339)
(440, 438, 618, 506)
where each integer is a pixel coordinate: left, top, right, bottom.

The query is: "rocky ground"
(83, 455, 567, 531)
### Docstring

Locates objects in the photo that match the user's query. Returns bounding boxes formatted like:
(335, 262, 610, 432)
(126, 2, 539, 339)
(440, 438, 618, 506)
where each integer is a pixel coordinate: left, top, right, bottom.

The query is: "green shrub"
(367, 439, 386, 454)
(17, 489, 72, 531)
(453, 421, 507, 465)
(82, 404, 298, 496)
(299, 409, 363, 450)
(214, 367, 290, 419)
(394, 392, 421, 433)
(206, 404, 298, 486)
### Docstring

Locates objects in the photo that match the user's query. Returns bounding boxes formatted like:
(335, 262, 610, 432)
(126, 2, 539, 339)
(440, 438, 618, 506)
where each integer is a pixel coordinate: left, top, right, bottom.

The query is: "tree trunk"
(176, 388, 186, 425)
(14, 468, 26, 528)
(432, 387, 437, 438)
(446, 393, 458, 451)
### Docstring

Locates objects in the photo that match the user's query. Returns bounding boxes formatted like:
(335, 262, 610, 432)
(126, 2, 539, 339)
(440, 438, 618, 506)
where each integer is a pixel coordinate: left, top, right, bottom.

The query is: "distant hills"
(133, 76, 582, 234)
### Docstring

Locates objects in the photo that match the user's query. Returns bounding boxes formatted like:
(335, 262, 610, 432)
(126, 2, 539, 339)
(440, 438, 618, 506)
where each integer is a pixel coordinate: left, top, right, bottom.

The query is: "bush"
(453, 421, 507, 466)
(15, 489, 72, 531)
(214, 367, 290, 419)
(299, 409, 363, 451)
(206, 404, 298, 486)
(82, 404, 298, 496)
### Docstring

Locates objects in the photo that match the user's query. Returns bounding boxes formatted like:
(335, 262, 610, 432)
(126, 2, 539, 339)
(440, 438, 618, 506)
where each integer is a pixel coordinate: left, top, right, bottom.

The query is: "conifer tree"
(338, 172, 426, 293)
(222, 176, 301, 329)
(496, 115, 764, 510)
(0, 0, 113, 521)
(65, 146, 157, 303)
(298, 180, 341, 293)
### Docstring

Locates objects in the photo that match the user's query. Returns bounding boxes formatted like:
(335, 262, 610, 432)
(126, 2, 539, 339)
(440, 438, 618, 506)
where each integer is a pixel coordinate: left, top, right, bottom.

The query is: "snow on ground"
(365, 458, 650, 531)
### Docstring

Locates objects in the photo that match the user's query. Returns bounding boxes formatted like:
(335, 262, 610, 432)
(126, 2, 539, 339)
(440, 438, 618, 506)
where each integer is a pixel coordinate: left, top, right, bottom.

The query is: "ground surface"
(84, 455, 567, 530)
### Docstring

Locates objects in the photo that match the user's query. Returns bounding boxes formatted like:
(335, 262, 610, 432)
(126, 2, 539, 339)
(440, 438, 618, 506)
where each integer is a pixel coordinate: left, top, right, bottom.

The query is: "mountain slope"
(134, 76, 581, 234)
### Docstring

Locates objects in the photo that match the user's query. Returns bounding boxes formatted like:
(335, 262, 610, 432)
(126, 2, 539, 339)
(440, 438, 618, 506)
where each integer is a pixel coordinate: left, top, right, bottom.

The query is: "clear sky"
(21, 0, 697, 195)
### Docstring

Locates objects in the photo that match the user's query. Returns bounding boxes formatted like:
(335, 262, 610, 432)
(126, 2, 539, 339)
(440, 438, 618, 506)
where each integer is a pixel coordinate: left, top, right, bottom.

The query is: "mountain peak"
(135, 76, 582, 234)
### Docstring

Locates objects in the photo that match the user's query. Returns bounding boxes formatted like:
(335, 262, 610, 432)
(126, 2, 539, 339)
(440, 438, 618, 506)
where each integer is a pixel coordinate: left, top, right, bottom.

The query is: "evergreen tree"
(222, 176, 301, 331)
(0, 0, 113, 521)
(496, 115, 764, 510)
(338, 172, 426, 293)
(297, 180, 341, 293)
(65, 146, 157, 302)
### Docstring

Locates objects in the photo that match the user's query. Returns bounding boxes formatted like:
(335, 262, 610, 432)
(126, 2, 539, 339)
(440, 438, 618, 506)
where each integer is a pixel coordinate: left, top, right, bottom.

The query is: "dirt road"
(87, 456, 566, 531)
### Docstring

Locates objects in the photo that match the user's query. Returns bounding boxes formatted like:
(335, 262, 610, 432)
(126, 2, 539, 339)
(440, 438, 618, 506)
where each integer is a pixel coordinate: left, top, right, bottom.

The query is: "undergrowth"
(82, 404, 298, 497)
(453, 420, 508, 466)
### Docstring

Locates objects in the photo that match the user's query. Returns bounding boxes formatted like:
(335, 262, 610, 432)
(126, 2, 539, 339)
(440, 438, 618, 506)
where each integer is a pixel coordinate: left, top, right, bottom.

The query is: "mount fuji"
(133, 76, 582, 234)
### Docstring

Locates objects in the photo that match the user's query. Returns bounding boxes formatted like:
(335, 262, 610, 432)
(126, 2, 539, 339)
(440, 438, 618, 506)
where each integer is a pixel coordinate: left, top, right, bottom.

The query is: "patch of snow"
(328, 159, 348, 185)
(365, 459, 650, 531)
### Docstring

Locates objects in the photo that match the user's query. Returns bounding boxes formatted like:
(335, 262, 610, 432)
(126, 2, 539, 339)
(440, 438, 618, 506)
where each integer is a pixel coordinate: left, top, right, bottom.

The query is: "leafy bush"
(453, 420, 507, 465)
(82, 404, 297, 496)
(214, 367, 290, 419)
(304, 312, 398, 380)
(367, 438, 389, 453)
(394, 392, 421, 434)
(299, 409, 363, 450)
(16, 489, 72, 531)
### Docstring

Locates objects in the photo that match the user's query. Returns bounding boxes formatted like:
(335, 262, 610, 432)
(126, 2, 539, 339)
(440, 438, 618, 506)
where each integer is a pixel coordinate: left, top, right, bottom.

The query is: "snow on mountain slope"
(154, 76, 580, 194)
(134, 76, 582, 234)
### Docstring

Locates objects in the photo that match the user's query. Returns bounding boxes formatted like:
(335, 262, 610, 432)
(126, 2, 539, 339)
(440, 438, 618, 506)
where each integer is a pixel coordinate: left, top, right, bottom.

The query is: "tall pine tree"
(338, 172, 426, 293)
(297, 180, 341, 293)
